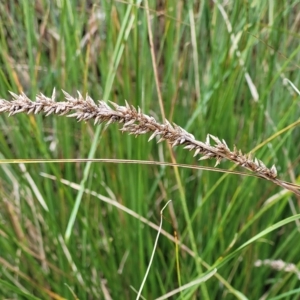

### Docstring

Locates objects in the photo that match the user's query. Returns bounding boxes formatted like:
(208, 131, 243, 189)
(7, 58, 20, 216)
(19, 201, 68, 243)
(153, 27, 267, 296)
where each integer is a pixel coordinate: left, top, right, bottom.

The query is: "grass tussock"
(0, 1, 300, 299)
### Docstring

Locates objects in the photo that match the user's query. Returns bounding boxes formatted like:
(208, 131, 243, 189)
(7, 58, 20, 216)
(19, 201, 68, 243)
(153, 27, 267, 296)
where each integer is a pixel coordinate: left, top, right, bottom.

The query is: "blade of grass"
(64, 0, 142, 241)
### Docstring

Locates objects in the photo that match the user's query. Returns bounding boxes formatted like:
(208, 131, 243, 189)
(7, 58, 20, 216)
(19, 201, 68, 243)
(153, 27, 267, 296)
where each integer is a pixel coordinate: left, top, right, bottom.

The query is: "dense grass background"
(0, 1, 300, 299)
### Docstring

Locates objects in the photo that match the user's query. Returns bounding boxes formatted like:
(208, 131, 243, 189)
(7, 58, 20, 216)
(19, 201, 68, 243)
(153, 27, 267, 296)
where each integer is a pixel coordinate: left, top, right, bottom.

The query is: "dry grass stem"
(1, 90, 299, 195)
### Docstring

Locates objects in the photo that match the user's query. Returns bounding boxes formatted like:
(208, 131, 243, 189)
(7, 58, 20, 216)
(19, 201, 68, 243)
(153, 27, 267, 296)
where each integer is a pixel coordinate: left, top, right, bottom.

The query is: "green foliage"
(0, 1, 300, 299)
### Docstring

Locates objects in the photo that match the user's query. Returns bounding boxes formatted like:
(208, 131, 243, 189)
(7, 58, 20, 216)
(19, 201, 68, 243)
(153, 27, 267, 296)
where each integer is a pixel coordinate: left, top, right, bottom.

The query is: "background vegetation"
(0, 0, 300, 299)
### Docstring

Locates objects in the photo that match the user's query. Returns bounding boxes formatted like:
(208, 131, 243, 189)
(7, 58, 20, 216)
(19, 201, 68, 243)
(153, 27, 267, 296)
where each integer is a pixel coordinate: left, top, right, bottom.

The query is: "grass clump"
(0, 1, 300, 299)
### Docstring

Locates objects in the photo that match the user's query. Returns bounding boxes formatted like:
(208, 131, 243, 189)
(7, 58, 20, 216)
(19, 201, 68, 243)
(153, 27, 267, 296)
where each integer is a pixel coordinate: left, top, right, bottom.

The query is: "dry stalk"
(0, 89, 299, 196)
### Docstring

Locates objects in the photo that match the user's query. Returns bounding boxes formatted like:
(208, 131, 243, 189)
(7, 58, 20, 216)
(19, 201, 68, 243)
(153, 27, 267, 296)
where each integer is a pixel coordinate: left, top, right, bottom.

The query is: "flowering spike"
(0, 90, 296, 195)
